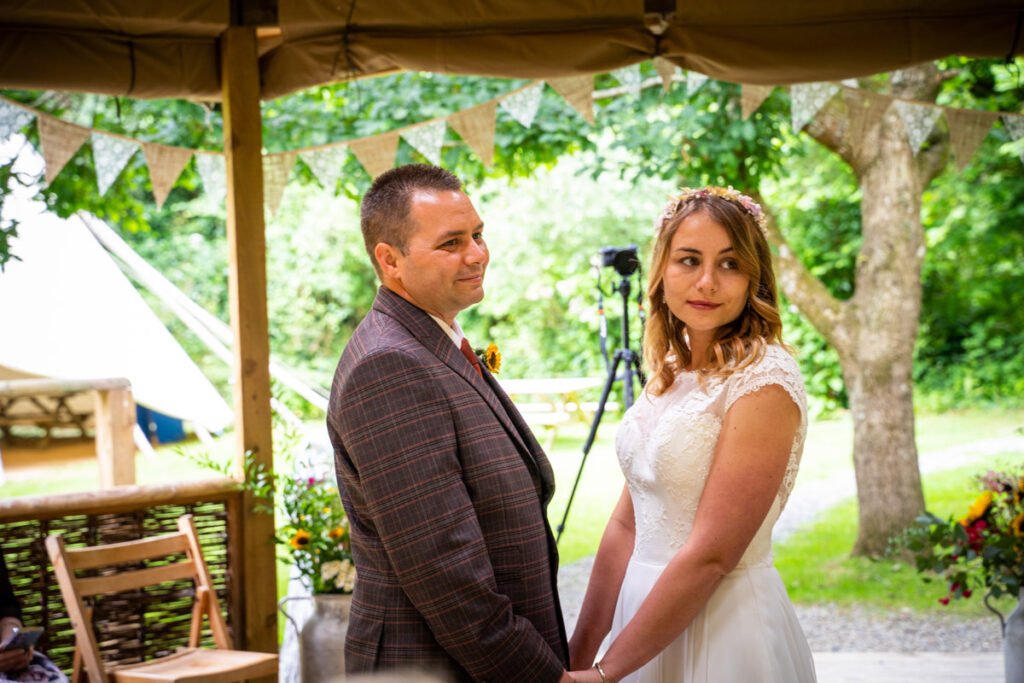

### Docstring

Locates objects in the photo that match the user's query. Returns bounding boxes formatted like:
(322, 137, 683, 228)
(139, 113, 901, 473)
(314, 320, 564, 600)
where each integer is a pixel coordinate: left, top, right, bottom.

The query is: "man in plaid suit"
(328, 164, 572, 682)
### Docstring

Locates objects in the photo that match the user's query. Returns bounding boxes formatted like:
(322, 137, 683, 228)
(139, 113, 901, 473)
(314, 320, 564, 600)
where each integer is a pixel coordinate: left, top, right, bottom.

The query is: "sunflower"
(961, 491, 993, 526)
(483, 343, 501, 374)
(1011, 512, 1024, 537)
(289, 529, 312, 550)
(328, 526, 347, 541)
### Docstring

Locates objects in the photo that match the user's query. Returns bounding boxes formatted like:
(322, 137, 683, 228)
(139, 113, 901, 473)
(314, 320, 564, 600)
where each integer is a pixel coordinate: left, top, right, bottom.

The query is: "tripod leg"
(556, 351, 624, 543)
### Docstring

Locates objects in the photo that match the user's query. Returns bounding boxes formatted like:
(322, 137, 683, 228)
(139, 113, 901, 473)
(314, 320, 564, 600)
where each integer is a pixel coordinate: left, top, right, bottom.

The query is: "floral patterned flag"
(1002, 114, 1024, 162)
(38, 115, 90, 185)
(263, 152, 297, 217)
(142, 142, 193, 209)
(945, 108, 996, 172)
(499, 82, 544, 128)
(0, 100, 35, 143)
(449, 101, 497, 167)
(685, 70, 709, 96)
(612, 65, 642, 98)
(741, 84, 774, 120)
(195, 153, 226, 204)
(790, 82, 839, 132)
(349, 131, 399, 178)
(547, 75, 595, 124)
(299, 146, 347, 194)
(91, 132, 139, 196)
(893, 100, 942, 156)
(400, 119, 447, 165)
(653, 58, 677, 92)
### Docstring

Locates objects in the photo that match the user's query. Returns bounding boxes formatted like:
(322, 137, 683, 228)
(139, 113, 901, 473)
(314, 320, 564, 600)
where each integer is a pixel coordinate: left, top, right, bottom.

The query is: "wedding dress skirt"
(609, 346, 816, 682)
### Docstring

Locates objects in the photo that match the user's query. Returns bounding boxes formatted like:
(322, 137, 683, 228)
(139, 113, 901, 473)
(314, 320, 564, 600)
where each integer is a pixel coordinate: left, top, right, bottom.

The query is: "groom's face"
(386, 189, 489, 326)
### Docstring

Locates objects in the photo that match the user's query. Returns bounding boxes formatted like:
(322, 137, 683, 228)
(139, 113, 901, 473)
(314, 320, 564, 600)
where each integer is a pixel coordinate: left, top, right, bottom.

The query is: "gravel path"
(558, 434, 1024, 652)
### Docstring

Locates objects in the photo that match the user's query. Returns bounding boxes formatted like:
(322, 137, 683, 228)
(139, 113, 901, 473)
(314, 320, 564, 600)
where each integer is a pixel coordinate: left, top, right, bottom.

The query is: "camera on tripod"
(598, 244, 640, 276)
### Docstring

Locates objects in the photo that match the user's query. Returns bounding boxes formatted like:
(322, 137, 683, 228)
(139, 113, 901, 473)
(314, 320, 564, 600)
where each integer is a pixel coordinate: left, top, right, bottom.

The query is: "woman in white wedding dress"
(567, 187, 816, 683)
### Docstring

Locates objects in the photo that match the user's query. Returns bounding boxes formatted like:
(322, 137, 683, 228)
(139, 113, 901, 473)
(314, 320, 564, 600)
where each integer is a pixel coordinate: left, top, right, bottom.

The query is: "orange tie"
(460, 338, 483, 377)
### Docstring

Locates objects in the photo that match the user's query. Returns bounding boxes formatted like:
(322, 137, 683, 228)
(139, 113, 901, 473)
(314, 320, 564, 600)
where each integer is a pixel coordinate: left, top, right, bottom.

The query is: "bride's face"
(662, 211, 750, 344)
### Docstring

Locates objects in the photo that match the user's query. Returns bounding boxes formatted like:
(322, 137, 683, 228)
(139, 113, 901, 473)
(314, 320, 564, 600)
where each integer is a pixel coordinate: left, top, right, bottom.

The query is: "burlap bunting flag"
(945, 108, 997, 172)
(547, 76, 595, 124)
(38, 116, 90, 185)
(142, 142, 193, 208)
(263, 152, 297, 217)
(844, 89, 890, 148)
(349, 131, 399, 178)
(740, 84, 774, 120)
(449, 101, 497, 168)
(653, 58, 677, 92)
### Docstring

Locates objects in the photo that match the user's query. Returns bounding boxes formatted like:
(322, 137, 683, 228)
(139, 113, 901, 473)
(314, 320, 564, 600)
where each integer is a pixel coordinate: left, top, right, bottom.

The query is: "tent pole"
(220, 25, 278, 656)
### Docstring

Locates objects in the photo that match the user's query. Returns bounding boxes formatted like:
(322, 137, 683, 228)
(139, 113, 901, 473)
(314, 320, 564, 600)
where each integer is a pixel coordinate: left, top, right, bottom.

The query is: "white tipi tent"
(0, 198, 233, 436)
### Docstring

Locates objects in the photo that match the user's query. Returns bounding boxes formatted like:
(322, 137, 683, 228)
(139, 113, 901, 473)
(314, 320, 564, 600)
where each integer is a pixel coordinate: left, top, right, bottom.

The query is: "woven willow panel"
(1, 500, 235, 673)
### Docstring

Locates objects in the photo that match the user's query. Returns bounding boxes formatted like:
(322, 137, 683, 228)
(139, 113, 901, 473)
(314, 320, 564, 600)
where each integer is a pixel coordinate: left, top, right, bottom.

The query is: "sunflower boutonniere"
(476, 343, 501, 374)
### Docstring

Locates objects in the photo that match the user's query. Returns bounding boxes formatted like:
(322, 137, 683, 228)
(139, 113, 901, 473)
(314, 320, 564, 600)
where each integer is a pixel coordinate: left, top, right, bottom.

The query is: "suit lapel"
(372, 288, 541, 477)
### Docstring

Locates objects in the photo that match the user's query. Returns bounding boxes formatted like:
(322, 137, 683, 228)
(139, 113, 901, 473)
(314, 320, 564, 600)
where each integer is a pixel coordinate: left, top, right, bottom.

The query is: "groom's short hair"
(361, 164, 463, 277)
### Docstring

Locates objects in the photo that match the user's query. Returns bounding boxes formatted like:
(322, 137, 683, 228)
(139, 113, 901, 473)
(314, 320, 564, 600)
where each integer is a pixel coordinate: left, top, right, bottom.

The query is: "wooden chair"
(46, 514, 277, 683)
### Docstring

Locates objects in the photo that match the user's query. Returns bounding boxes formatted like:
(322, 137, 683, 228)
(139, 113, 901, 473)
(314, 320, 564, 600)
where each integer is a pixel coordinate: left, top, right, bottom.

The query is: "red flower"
(962, 589, 973, 598)
(938, 596, 950, 605)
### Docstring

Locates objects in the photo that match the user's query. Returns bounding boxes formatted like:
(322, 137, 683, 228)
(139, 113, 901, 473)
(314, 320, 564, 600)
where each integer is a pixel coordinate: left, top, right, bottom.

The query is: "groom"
(327, 164, 571, 682)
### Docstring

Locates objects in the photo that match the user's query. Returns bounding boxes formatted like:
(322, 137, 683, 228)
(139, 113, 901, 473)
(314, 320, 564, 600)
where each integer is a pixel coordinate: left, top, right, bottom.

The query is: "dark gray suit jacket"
(327, 287, 568, 682)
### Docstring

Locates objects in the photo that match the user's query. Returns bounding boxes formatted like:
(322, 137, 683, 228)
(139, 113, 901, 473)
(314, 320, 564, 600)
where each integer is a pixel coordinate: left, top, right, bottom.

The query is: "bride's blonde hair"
(644, 189, 784, 396)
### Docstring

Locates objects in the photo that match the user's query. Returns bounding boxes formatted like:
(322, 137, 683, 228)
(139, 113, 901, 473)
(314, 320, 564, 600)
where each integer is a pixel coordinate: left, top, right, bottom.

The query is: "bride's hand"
(568, 668, 605, 683)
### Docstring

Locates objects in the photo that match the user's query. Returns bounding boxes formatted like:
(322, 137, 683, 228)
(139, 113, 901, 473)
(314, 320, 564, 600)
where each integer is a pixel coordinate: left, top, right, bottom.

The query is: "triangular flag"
(612, 65, 642, 98)
(893, 100, 942, 155)
(299, 146, 347, 194)
(38, 116, 89, 185)
(686, 70, 709, 95)
(1002, 114, 1024, 162)
(945, 109, 996, 172)
(741, 84, 774, 120)
(653, 58, 677, 92)
(790, 82, 839, 132)
(400, 119, 447, 165)
(195, 153, 226, 204)
(349, 131, 399, 178)
(263, 152, 296, 217)
(0, 100, 35, 143)
(841, 78, 859, 88)
(844, 89, 889, 146)
(547, 76, 595, 124)
(142, 142, 193, 209)
(449, 101, 497, 168)
(499, 83, 544, 128)
(91, 132, 139, 196)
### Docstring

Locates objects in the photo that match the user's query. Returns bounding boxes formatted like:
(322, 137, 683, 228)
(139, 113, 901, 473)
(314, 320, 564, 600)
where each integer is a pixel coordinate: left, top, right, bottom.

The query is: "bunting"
(91, 133, 139, 196)
(945, 109, 997, 171)
(893, 100, 943, 155)
(686, 70, 709, 96)
(0, 100, 34, 143)
(299, 146, 347, 194)
(741, 84, 774, 120)
(500, 83, 544, 128)
(263, 152, 297, 217)
(401, 120, 447, 165)
(844, 89, 889, 147)
(349, 131, 399, 178)
(195, 153, 225, 204)
(449, 101, 497, 167)
(1002, 115, 1024, 162)
(790, 82, 839, 132)
(38, 116, 89, 185)
(547, 76, 595, 124)
(653, 58, 677, 92)
(142, 143, 192, 208)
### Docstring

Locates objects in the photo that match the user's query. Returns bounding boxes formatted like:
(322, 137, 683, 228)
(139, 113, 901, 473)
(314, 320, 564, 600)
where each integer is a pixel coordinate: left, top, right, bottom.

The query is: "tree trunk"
(765, 63, 948, 556)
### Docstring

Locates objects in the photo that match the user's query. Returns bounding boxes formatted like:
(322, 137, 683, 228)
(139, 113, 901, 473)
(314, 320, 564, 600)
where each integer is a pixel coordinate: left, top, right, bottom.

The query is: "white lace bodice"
(616, 345, 807, 569)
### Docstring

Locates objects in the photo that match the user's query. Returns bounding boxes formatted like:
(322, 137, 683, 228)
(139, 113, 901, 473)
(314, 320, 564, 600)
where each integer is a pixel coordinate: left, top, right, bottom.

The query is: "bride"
(567, 187, 816, 683)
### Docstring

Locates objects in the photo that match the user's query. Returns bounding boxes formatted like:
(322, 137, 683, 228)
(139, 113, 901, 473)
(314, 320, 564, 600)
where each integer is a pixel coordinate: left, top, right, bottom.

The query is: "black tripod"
(556, 254, 646, 543)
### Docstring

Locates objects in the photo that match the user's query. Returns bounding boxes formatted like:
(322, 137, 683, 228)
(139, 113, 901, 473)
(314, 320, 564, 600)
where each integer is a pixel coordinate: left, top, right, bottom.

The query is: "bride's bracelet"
(593, 662, 609, 683)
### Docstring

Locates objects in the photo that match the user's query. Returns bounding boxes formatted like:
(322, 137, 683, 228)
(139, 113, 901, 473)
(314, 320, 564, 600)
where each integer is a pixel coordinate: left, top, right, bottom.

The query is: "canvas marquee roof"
(1, 1, 1022, 101)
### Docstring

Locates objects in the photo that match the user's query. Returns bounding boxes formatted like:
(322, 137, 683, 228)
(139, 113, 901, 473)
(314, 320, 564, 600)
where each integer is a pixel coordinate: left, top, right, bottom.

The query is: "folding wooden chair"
(46, 514, 277, 683)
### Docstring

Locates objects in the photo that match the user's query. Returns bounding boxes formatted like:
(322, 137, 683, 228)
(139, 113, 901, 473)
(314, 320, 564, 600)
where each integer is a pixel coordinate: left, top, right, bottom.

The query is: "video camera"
(598, 244, 640, 276)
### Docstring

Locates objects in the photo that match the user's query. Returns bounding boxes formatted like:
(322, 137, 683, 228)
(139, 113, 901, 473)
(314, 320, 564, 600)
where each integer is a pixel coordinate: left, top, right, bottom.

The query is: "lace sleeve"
(724, 345, 806, 422)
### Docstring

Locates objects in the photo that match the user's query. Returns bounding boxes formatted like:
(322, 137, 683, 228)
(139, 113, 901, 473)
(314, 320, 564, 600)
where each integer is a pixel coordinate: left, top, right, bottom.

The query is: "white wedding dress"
(610, 345, 817, 682)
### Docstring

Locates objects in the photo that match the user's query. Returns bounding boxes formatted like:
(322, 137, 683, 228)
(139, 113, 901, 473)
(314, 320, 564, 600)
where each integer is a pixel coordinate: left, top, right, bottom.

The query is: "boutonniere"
(476, 343, 501, 374)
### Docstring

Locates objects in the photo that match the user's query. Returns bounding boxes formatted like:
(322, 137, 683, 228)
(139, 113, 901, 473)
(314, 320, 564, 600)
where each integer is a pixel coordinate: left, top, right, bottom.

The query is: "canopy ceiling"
(1, 1, 1022, 101)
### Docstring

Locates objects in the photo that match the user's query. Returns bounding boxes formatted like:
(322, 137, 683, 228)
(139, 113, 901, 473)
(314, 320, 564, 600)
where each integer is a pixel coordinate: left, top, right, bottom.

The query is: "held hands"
(566, 667, 607, 683)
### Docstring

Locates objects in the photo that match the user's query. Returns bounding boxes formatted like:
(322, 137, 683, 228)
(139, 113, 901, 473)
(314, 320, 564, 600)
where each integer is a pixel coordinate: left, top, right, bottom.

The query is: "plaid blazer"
(327, 287, 569, 683)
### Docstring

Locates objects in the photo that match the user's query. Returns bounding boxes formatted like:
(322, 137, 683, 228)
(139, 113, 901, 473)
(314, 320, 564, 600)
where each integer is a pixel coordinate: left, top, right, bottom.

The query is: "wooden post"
(220, 26, 277, 655)
(93, 386, 136, 488)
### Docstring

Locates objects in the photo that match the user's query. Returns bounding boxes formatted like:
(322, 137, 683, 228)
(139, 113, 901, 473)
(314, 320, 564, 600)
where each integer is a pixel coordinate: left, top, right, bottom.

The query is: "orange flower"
(960, 491, 993, 526)
(328, 526, 347, 541)
(290, 529, 312, 550)
(1011, 513, 1024, 537)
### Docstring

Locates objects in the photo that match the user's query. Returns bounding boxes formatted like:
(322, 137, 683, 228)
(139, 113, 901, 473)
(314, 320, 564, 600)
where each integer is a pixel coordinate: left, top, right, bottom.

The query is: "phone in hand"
(0, 626, 43, 652)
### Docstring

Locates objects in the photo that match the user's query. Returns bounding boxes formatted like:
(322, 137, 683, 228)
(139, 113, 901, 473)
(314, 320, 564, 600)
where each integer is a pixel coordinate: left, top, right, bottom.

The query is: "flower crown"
(655, 186, 767, 235)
